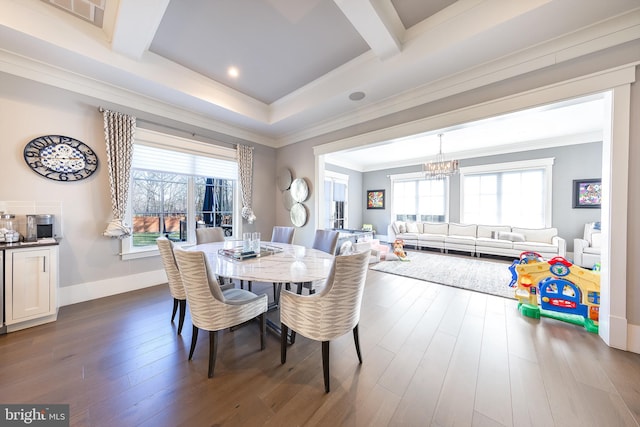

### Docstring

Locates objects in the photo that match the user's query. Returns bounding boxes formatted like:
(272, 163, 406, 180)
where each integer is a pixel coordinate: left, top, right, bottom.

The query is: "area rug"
(371, 251, 515, 299)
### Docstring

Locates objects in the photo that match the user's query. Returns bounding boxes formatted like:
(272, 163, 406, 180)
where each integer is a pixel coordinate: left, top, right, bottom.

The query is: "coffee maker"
(26, 214, 54, 241)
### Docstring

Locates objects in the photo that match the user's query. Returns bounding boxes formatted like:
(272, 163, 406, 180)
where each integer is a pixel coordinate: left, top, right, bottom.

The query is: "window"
(460, 158, 553, 227)
(390, 172, 448, 222)
(122, 129, 238, 258)
(324, 171, 348, 229)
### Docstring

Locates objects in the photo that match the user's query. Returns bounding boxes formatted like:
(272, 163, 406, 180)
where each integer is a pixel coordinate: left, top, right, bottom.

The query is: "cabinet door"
(10, 249, 51, 321)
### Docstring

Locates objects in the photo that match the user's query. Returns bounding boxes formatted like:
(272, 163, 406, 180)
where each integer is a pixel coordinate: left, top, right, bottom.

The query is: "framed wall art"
(572, 178, 601, 208)
(367, 190, 385, 209)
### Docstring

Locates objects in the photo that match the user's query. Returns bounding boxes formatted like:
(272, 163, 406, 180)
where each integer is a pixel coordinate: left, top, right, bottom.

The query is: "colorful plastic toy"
(508, 252, 601, 333)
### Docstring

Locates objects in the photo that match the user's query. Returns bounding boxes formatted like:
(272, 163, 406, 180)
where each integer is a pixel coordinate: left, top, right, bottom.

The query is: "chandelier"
(424, 133, 459, 180)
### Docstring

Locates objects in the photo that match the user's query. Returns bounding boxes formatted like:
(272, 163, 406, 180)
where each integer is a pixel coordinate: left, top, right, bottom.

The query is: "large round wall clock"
(23, 135, 99, 181)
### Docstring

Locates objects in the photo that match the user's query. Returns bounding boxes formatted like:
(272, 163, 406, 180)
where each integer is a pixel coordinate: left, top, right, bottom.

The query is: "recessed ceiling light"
(228, 66, 239, 78)
(349, 91, 366, 101)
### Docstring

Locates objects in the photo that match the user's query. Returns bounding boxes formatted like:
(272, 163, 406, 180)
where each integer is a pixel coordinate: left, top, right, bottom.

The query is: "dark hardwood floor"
(1, 270, 639, 426)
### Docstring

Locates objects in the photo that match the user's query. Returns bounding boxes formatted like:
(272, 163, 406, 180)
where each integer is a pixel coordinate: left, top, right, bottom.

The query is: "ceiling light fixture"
(424, 133, 459, 180)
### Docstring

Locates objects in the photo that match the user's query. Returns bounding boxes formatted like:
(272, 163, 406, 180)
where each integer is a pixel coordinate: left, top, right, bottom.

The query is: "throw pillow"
(392, 221, 406, 234)
(398, 222, 407, 233)
(497, 231, 526, 242)
(406, 222, 419, 233)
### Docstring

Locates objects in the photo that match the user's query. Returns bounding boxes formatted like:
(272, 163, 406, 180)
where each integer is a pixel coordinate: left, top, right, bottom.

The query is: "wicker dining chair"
(156, 236, 187, 335)
(173, 248, 268, 378)
(280, 249, 370, 392)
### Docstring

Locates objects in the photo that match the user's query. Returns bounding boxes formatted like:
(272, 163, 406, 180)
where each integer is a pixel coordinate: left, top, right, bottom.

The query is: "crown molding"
(0, 48, 278, 147)
(278, 9, 640, 147)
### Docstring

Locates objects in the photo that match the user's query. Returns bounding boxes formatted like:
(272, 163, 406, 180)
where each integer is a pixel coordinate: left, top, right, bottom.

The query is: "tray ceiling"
(1, 0, 638, 150)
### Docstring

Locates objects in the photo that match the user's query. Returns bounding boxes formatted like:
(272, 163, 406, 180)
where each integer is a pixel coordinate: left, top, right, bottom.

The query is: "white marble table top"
(187, 241, 334, 283)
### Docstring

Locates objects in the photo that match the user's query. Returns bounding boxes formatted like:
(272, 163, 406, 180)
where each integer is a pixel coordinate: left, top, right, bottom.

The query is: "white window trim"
(389, 171, 450, 222)
(324, 170, 349, 229)
(459, 157, 554, 227)
(120, 128, 238, 260)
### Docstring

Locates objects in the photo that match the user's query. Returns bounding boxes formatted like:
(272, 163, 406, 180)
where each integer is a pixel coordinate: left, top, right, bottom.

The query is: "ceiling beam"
(333, 0, 404, 60)
(110, 0, 170, 59)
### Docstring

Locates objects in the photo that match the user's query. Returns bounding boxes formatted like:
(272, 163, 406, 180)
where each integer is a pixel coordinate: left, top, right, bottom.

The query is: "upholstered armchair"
(195, 227, 226, 244)
(293, 229, 340, 295)
(173, 248, 268, 378)
(280, 250, 371, 392)
(268, 226, 296, 298)
(573, 222, 601, 269)
(156, 237, 187, 335)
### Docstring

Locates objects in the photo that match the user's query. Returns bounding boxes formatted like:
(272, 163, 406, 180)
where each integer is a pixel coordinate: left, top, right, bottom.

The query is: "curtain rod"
(98, 107, 254, 150)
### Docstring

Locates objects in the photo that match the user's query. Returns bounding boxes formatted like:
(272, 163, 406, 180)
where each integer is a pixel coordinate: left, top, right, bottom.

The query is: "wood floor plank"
(392, 331, 457, 425)
(0, 274, 639, 427)
(432, 309, 484, 426)
(508, 353, 554, 427)
(474, 308, 513, 426)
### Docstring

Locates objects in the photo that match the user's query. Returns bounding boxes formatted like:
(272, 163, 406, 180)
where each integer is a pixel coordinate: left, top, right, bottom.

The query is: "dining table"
(187, 240, 335, 338)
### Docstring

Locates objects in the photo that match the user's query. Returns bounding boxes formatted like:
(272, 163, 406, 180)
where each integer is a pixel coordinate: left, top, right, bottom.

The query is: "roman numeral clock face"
(24, 135, 99, 181)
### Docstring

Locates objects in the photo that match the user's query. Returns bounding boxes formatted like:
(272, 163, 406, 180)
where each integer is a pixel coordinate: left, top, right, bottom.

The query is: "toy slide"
(508, 252, 600, 333)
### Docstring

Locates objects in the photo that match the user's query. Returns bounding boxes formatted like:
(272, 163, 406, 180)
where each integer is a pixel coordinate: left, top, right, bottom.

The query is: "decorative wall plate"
(290, 178, 309, 202)
(277, 168, 292, 191)
(282, 189, 295, 211)
(290, 203, 307, 227)
(24, 135, 98, 181)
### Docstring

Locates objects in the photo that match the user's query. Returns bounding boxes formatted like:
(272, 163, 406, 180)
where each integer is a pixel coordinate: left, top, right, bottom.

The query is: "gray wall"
(363, 142, 602, 251)
(0, 73, 277, 290)
(1, 40, 636, 325)
(275, 47, 638, 324)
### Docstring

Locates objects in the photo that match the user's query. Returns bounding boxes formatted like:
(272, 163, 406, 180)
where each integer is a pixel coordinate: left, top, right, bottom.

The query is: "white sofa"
(387, 221, 566, 259)
(573, 222, 601, 268)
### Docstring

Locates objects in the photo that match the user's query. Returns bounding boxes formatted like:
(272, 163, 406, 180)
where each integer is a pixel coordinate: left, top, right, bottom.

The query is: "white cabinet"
(5, 245, 59, 331)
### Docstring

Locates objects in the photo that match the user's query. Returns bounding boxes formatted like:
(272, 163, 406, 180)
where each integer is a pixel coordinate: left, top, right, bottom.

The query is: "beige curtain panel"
(102, 108, 136, 238)
(237, 144, 256, 224)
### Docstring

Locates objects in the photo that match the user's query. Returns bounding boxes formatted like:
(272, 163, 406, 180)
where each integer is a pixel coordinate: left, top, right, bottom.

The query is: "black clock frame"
(23, 135, 99, 182)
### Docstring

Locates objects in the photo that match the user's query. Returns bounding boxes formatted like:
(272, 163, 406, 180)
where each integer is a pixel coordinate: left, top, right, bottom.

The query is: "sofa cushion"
(444, 235, 476, 245)
(418, 234, 446, 243)
(476, 237, 513, 249)
(513, 241, 557, 253)
(398, 233, 418, 240)
(591, 232, 602, 248)
(448, 223, 477, 237)
(422, 222, 448, 235)
(477, 225, 511, 238)
(406, 222, 420, 233)
(497, 231, 526, 242)
(511, 227, 557, 244)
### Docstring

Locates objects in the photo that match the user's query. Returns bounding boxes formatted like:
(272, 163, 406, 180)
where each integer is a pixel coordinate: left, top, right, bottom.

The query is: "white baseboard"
(628, 323, 640, 354)
(59, 269, 167, 307)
